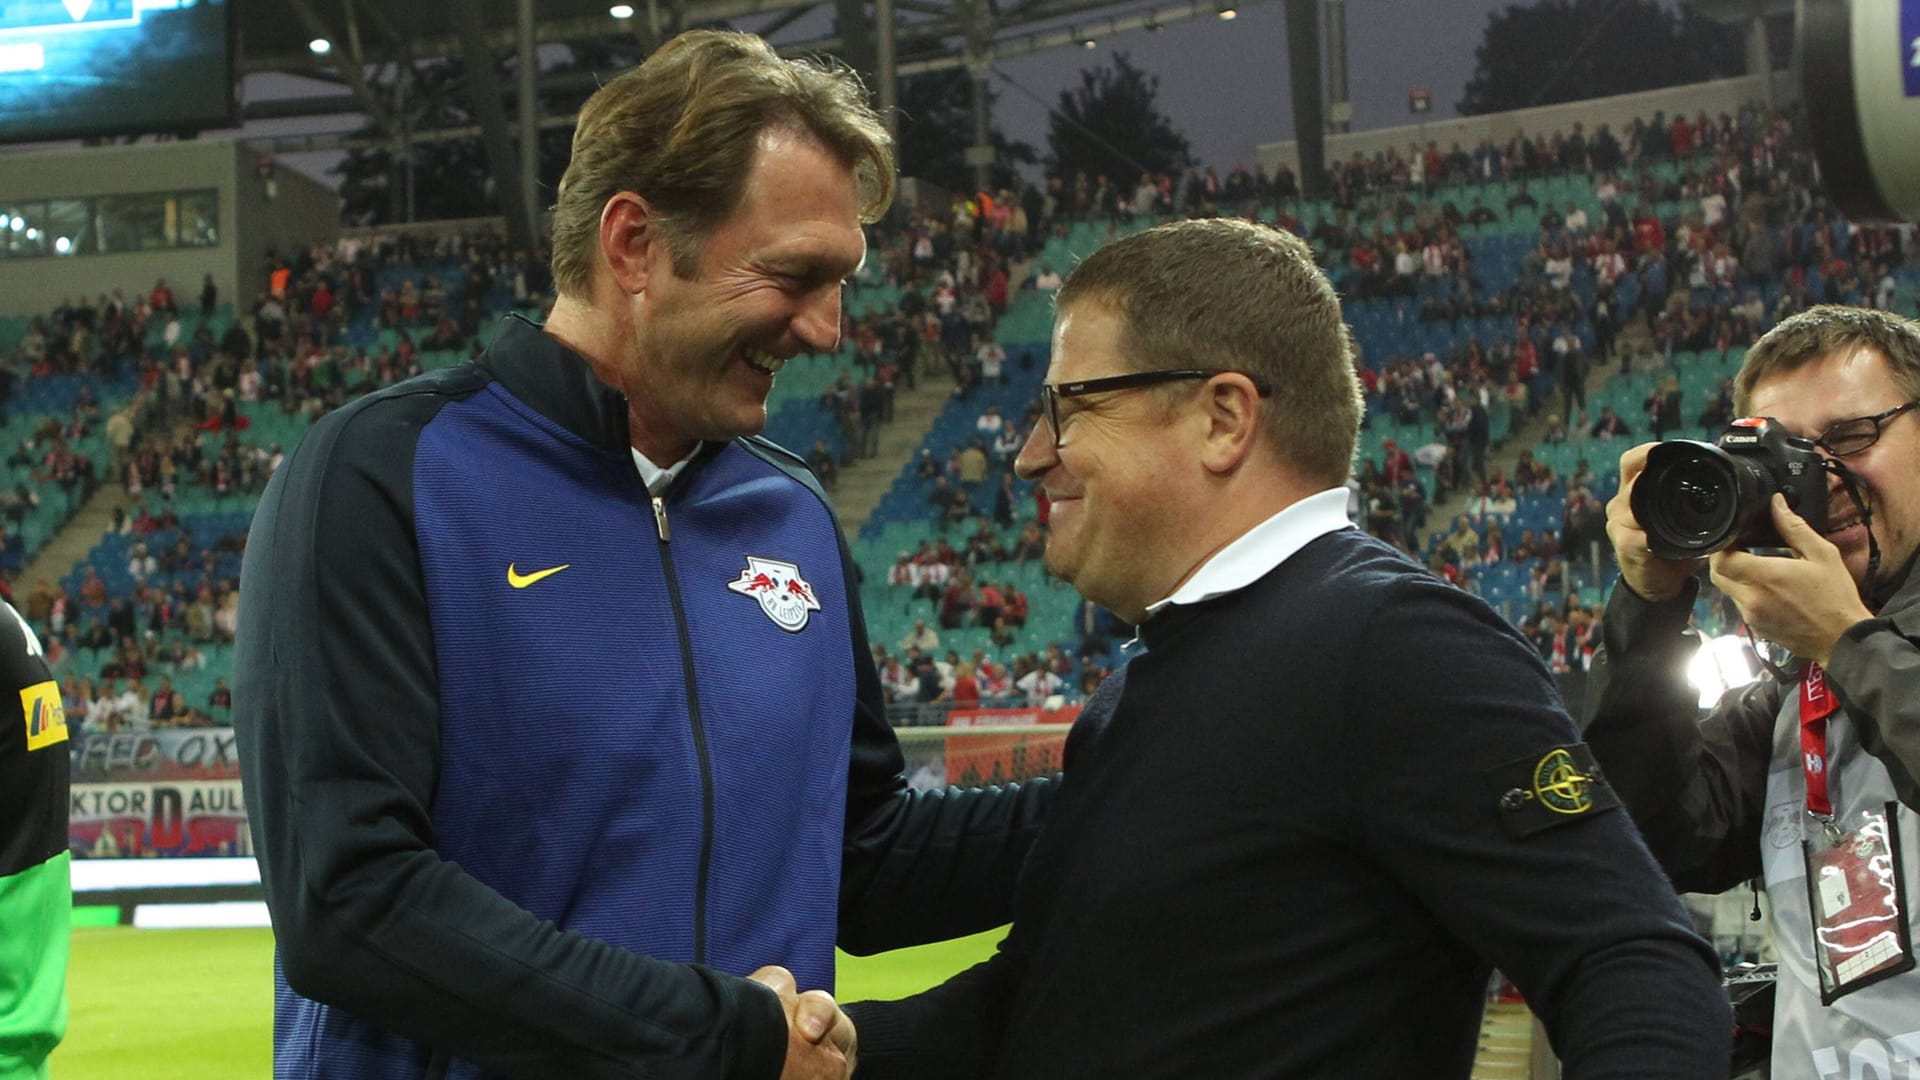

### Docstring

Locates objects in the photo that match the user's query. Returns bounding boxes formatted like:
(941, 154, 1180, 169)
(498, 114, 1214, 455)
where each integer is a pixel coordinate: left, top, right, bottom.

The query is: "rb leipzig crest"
(727, 556, 822, 632)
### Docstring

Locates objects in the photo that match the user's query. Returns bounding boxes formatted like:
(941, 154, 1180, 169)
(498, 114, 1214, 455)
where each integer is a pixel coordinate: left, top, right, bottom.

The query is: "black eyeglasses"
(1808, 400, 1920, 457)
(1040, 369, 1273, 448)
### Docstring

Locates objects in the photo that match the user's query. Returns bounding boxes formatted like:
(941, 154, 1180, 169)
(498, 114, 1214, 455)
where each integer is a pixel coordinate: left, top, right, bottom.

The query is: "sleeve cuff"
(729, 978, 791, 1080)
(1602, 575, 1699, 656)
(844, 998, 941, 1077)
(1825, 615, 1893, 690)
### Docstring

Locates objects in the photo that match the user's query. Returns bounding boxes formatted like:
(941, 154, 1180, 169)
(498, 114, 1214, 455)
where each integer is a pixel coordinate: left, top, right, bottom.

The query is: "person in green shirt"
(0, 599, 68, 1080)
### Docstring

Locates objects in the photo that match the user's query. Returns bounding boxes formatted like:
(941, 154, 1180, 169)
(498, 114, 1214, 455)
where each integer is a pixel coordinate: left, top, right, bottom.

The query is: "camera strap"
(1825, 457, 1882, 587)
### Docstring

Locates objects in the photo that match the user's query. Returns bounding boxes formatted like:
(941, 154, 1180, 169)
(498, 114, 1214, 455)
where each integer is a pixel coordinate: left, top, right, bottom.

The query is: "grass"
(54, 927, 274, 1079)
(50, 925, 1003, 1077)
(839, 928, 1003, 1002)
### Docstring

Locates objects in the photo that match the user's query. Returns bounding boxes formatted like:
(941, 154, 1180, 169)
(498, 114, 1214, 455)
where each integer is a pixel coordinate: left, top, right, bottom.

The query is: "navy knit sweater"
(850, 527, 1730, 1079)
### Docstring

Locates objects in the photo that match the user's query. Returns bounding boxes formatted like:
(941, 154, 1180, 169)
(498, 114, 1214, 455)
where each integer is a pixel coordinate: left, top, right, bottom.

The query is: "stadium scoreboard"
(0, 0, 233, 144)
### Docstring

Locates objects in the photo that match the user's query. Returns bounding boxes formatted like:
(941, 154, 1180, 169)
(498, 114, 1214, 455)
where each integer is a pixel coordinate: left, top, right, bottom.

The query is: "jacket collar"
(1870, 547, 1920, 627)
(476, 313, 636, 460)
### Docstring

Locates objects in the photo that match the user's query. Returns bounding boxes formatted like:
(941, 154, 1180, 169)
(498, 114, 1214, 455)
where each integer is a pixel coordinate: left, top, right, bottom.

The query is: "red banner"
(945, 705, 1081, 728)
(943, 707, 1078, 786)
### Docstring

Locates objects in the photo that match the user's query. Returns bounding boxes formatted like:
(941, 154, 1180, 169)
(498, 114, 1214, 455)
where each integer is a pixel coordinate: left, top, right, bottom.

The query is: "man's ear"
(599, 192, 660, 296)
(1198, 373, 1263, 475)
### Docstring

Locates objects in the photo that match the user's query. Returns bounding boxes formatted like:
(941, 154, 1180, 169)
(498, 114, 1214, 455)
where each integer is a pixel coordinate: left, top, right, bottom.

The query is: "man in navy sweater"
(846, 218, 1730, 1077)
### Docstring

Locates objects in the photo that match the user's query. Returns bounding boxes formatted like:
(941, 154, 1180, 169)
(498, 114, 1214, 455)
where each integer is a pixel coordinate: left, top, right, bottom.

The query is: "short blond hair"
(1056, 218, 1363, 486)
(549, 30, 895, 295)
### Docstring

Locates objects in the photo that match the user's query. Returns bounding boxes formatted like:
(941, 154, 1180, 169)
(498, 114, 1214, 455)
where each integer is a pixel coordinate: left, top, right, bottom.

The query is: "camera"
(1630, 418, 1828, 559)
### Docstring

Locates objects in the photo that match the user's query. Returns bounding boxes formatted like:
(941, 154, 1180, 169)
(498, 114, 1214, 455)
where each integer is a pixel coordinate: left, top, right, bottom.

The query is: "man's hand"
(1607, 442, 1705, 602)
(748, 965, 857, 1080)
(1708, 494, 1872, 666)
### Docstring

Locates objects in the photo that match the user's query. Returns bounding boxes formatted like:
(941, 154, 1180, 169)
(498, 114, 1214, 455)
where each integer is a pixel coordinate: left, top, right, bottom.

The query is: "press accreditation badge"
(1801, 803, 1916, 1005)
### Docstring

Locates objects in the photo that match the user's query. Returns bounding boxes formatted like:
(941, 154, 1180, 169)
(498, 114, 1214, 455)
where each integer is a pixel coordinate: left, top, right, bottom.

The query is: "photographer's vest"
(1759, 694, 1920, 1076)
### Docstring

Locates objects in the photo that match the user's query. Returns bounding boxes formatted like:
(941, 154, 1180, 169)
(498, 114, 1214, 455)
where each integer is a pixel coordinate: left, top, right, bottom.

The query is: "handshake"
(750, 965, 858, 1080)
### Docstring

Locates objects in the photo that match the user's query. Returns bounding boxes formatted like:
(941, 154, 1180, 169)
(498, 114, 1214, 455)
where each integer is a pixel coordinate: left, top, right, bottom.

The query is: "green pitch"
(53, 926, 275, 1079)
(50, 924, 1003, 1077)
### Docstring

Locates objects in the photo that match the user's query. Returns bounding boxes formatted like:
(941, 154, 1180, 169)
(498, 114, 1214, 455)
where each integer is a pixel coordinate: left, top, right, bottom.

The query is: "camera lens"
(1657, 458, 1736, 537)
(1632, 442, 1741, 557)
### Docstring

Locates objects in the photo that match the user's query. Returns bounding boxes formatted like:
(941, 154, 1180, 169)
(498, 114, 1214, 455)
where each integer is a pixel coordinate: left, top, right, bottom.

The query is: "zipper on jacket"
(653, 493, 714, 964)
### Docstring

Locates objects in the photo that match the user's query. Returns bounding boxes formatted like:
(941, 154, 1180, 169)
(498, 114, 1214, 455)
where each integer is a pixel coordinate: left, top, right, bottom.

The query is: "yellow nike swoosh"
(507, 563, 570, 589)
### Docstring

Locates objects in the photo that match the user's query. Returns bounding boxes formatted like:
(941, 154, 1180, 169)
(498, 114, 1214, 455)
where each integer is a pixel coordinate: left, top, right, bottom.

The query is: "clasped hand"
(748, 965, 857, 1080)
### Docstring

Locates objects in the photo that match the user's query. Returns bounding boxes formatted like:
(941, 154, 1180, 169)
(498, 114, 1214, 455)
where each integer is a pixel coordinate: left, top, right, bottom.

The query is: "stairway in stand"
(1472, 1000, 1555, 1080)
(21, 483, 136, 598)
(19, 413, 211, 598)
(825, 366, 959, 543)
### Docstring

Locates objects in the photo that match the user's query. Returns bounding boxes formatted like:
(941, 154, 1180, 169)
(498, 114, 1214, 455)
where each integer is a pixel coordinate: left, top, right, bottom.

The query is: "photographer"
(1583, 306, 1920, 1074)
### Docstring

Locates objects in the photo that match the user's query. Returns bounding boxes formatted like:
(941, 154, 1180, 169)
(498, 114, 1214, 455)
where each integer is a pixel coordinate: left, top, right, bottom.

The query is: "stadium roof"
(238, 0, 1225, 78)
(243, 0, 804, 74)
(238, 0, 1275, 133)
(237, 0, 1275, 244)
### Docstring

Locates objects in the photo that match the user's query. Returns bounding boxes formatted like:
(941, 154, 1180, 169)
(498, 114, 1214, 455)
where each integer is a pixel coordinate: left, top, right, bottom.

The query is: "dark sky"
(246, 0, 1521, 191)
(980, 0, 1516, 172)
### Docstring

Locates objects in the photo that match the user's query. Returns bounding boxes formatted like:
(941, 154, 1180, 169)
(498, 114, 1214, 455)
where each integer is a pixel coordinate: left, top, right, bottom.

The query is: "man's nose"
(1014, 421, 1055, 481)
(794, 287, 842, 354)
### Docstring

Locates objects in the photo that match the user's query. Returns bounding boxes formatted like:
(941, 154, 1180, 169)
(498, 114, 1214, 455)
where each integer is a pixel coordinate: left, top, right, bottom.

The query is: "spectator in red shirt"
(1513, 337, 1539, 383)
(1632, 211, 1665, 256)
(939, 571, 975, 630)
(1004, 585, 1029, 628)
(79, 567, 107, 607)
(942, 662, 982, 706)
(975, 581, 1004, 628)
(1382, 439, 1415, 486)
(983, 264, 1009, 317)
(1667, 115, 1694, 158)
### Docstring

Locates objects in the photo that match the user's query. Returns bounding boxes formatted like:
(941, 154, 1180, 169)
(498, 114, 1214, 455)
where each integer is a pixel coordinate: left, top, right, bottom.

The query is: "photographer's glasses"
(1040, 369, 1273, 449)
(1809, 400, 1920, 457)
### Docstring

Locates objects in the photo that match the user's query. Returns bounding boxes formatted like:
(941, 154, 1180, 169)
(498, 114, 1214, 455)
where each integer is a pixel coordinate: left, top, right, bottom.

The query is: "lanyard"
(1801, 662, 1842, 817)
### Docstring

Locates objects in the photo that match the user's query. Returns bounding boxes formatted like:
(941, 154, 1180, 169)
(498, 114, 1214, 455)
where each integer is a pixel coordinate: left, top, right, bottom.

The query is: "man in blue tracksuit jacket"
(235, 31, 1050, 1080)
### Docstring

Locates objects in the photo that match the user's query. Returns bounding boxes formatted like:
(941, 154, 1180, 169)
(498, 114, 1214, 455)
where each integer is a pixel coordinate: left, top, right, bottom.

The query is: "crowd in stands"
(1023, 112, 1783, 229)
(810, 201, 1108, 709)
(4, 487, 243, 734)
(837, 100, 1919, 712)
(876, 628, 1103, 712)
(6, 94, 1918, 736)
(3, 396, 106, 505)
(0, 232, 562, 738)
(2, 202, 1063, 725)
(840, 103, 1904, 701)
(15, 278, 203, 378)
(1338, 102, 1914, 685)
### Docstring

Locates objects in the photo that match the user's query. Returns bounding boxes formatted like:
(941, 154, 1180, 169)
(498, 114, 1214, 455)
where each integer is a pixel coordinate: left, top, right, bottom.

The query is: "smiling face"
(621, 128, 866, 463)
(1014, 301, 1197, 619)
(1746, 346, 1920, 592)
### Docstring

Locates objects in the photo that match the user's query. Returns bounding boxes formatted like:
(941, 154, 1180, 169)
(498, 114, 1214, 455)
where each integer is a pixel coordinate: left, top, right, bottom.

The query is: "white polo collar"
(1145, 487, 1354, 616)
(631, 446, 699, 498)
